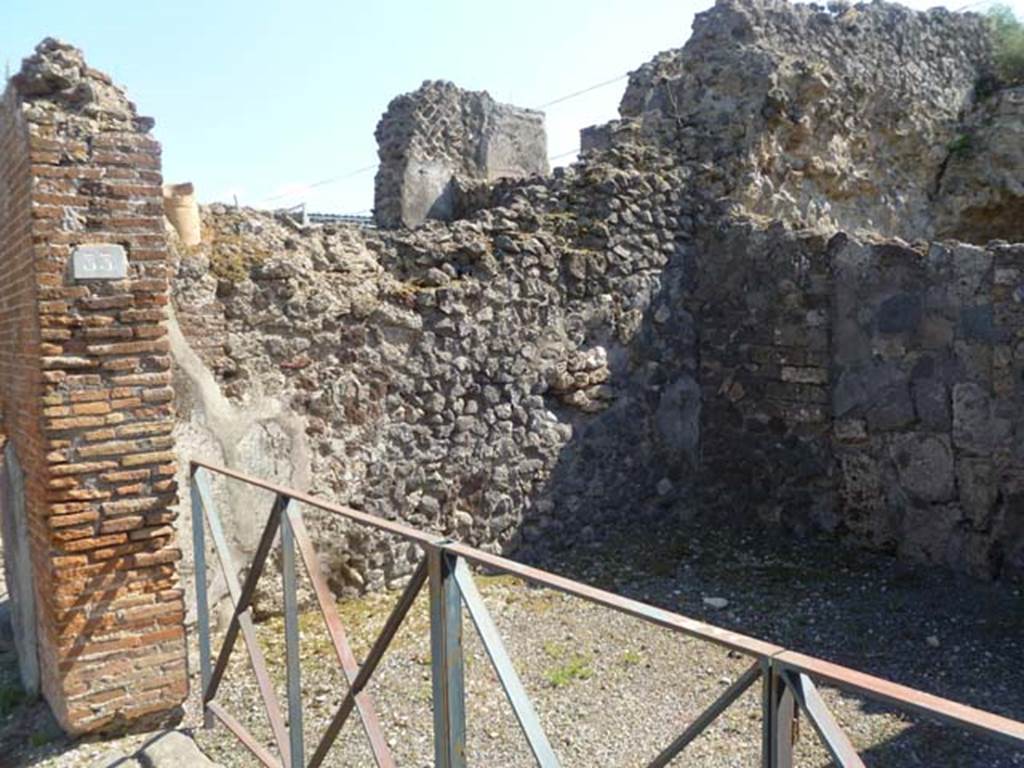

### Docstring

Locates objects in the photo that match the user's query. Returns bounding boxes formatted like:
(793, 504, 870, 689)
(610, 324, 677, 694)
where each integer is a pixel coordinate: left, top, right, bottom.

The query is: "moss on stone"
(207, 232, 271, 282)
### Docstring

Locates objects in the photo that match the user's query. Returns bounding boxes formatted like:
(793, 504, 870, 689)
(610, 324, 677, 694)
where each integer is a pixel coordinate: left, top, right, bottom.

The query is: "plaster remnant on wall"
(168, 303, 310, 615)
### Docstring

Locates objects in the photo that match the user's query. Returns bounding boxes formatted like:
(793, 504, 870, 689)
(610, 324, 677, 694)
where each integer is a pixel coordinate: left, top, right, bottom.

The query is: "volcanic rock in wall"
(170, 0, 1024, 593)
(374, 81, 548, 228)
(609, 0, 1000, 240)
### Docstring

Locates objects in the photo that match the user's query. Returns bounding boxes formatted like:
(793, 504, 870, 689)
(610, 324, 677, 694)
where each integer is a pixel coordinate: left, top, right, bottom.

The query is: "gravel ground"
(2, 517, 1023, 767)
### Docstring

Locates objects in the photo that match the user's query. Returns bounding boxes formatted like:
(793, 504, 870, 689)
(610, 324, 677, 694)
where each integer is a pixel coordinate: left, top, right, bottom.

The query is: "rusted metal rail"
(189, 459, 1024, 767)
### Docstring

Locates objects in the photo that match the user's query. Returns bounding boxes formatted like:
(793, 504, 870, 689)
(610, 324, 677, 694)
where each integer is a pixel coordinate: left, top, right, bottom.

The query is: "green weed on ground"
(544, 650, 594, 688)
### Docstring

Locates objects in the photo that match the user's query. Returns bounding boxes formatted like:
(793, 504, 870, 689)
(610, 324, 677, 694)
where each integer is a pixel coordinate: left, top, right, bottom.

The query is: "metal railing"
(273, 203, 376, 229)
(189, 459, 1024, 767)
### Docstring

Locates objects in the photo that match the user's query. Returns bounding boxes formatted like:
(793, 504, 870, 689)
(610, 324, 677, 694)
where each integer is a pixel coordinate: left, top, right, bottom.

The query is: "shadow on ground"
(2, 518, 1022, 766)
(0, 600, 67, 766)
(523, 514, 1024, 766)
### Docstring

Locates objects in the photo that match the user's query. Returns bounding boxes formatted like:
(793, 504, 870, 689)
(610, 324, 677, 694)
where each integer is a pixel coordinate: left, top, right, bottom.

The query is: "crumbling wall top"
(607, 0, 997, 240)
(373, 80, 548, 229)
(10, 38, 150, 130)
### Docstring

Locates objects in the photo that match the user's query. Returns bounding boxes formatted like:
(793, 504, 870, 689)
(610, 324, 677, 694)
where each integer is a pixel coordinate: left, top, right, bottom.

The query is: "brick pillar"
(0, 39, 187, 733)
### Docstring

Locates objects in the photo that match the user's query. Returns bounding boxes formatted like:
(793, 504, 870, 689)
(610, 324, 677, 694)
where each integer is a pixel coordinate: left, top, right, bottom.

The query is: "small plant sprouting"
(29, 730, 53, 748)
(947, 133, 974, 159)
(541, 640, 564, 659)
(545, 652, 594, 687)
(622, 649, 644, 667)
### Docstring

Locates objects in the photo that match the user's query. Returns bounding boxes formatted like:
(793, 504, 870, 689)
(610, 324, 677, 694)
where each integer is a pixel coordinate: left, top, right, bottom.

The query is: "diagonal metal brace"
(648, 661, 762, 768)
(287, 506, 397, 768)
(307, 558, 429, 768)
(783, 670, 865, 768)
(453, 557, 561, 767)
(203, 489, 288, 703)
(207, 700, 282, 768)
(193, 468, 293, 765)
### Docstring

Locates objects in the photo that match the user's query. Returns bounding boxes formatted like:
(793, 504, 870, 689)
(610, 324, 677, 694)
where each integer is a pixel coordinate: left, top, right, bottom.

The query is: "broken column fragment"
(373, 80, 548, 228)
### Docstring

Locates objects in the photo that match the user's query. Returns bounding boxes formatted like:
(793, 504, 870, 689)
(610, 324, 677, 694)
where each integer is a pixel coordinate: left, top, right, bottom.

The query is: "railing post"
(429, 545, 466, 768)
(282, 503, 304, 768)
(763, 660, 795, 768)
(190, 467, 213, 729)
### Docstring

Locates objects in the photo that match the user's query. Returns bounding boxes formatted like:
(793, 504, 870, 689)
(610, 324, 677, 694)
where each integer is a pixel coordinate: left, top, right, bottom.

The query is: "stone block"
(876, 292, 922, 334)
(889, 433, 955, 503)
(865, 385, 916, 432)
(833, 363, 904, 418)
(836, 451, 883, 515)
(780, 365, 828, 384)
(899, 502, 963, 565)
(956, 458, 998, 530)
(833, 419, 868, 443)
(958, 532, 1001, 580)
(952, 382, 1012, 456)
(138, 731, 220, 768)
(960, 304, 1000, 342)
(911, 378, 950, 431)
(954, 340, 992, 382)
(917, 314, 955, 349)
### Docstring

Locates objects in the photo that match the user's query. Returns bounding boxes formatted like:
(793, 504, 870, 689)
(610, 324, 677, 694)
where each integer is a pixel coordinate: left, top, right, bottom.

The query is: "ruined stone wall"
(593, 0, 1023, 580)
(935, 85, 1024, 242)
(172, 0, 1024, 593)
(689, 227, 1024, 581)
(172, 213, 1024, 594)
(831, 237, 1024, 579)
(374, 81, 548, 229)
(168, 0, 1024, 594)
(615, 0, 993, 240)
(686, 223, 835, 535)
(173, 143, 696, 593)
(0, 40, 186, 733)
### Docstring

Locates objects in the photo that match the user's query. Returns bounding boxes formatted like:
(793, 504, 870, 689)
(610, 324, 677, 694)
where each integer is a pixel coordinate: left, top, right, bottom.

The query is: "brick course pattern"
(0, 38, 186, 734)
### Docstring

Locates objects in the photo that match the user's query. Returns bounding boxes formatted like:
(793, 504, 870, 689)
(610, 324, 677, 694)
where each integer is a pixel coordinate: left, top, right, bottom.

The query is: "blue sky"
(2, 0, 1018, 213)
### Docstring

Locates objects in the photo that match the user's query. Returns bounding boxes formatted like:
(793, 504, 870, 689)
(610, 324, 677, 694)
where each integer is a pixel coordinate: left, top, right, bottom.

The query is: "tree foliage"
(987, 4, 1024, 86)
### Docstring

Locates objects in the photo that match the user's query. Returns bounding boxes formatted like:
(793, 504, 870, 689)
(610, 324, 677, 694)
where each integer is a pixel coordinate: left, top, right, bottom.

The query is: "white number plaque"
(72, 244, 128, 280)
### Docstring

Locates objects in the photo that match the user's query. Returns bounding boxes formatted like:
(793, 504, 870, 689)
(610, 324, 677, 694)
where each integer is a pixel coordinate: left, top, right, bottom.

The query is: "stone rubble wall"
(686, 223, 836, 536)
(690, 224, 1024, 581)
(614, 0, 994, 241)
(831, 237, 1024, 578)
(173, 180, 1024, 590)
(0, 40, 187, 733)
(934, 85, 1024, 242)
(168, 0, 1024, 594)
(173, 144, 696, 595)
(373, 81, 548, 229)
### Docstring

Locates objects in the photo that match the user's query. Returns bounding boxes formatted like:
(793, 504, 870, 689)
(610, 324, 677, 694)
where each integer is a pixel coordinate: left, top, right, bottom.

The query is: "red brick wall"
(0, 39, 187, 734)
(0, 64, 45, 700)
